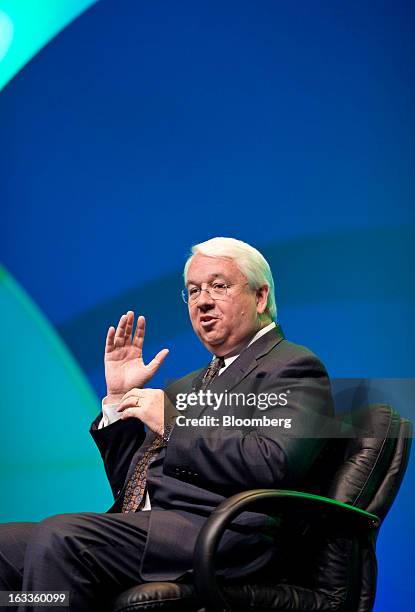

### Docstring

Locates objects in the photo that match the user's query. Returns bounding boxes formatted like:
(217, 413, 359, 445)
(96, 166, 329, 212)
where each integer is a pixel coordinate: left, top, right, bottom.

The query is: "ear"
(255, 285, 269, 314)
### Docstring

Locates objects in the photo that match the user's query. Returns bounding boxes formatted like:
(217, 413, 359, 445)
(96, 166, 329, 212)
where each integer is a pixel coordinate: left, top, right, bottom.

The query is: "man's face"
(185, 254, 268, 356)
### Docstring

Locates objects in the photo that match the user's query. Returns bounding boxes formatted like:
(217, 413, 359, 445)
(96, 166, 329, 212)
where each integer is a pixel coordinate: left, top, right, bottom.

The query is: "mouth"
(199, 315, 219, 327)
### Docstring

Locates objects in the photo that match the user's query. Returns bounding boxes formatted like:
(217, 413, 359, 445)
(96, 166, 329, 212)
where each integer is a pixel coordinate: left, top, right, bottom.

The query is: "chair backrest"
(300, 404, 412, 612)
(326, 404, 412, 519)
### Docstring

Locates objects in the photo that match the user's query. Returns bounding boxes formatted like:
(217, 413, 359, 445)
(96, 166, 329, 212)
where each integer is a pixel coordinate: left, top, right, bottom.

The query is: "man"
(0, 237, 333, 611)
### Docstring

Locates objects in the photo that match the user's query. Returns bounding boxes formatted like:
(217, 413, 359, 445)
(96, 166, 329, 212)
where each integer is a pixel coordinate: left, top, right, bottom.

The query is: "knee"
(0, 523, 36, 589)
(27, 514, 79, 555)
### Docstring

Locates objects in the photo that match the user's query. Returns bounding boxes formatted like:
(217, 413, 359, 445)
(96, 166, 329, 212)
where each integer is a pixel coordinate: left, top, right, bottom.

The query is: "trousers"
(0, 511, 151, 612)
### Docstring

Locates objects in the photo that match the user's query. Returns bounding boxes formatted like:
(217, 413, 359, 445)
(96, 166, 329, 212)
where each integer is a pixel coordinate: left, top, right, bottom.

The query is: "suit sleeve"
(90, 412, 146, 499)
(163, 354, 334, 494)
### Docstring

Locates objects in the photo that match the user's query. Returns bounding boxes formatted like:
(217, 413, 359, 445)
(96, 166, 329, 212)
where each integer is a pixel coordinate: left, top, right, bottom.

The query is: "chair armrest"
(193, 489, 380, 612)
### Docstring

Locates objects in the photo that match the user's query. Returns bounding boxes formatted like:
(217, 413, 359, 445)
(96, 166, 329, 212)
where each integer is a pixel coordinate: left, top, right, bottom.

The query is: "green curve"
(0, 265, 109, 521)
(0, 264, 99, 426)
(0, 0, 99, 92)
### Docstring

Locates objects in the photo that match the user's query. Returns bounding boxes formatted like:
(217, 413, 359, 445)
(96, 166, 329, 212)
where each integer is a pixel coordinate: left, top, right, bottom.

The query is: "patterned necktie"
(122, 435, 165, 513)
(200, 356, 225, 391)
(122, 357, 224, 513)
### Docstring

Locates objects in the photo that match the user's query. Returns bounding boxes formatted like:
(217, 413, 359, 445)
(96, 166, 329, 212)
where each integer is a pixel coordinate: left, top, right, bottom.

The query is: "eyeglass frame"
(181, 281, 250, 304)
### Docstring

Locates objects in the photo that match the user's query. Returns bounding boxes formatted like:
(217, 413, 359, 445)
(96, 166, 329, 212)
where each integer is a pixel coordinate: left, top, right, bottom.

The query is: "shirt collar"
(214, 321, 276, 373)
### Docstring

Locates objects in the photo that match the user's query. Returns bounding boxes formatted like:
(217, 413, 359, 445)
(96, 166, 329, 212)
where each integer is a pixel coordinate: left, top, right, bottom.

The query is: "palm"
(105, 312, 169, 395)
(105, 344, 146, 393)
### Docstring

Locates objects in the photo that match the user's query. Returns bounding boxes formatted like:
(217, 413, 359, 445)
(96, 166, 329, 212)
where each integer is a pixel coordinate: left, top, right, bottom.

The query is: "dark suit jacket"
(90, 325, 334, 581)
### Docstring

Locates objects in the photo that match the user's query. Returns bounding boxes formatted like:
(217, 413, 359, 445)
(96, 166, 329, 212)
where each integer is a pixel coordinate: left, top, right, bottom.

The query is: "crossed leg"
(0, 511, 150, 612)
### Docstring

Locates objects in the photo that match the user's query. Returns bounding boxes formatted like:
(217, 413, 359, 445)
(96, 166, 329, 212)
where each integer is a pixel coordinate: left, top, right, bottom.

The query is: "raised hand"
(104, 311, 169, 399)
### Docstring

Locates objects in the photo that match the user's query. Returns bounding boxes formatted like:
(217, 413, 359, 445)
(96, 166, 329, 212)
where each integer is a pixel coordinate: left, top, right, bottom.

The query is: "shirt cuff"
(98, 399, 122, 429)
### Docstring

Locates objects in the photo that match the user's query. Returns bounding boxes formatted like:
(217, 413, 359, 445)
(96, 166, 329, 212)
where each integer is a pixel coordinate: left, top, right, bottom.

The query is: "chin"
(199, 331, 224, 348)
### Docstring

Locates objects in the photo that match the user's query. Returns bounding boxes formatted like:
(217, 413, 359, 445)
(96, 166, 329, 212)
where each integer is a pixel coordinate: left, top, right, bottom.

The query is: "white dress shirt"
(99, 321, 276, 511)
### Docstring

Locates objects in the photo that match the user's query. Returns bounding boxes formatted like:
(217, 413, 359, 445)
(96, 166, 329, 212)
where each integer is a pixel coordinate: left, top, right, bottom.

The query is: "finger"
(120, 407, 141, 420)
(121, 388, 143, 400)
(114, 314, 127, 347)
(124, 310, 134, 345)
(115, 402, 132, 412)
(120, 390, 143, 403)
(117, 394, 140, 410)
(133, 315, 145, 354)
(146, 348, 169, 373)
(117, 400, 138, 412)
(105, 326, 116, 353)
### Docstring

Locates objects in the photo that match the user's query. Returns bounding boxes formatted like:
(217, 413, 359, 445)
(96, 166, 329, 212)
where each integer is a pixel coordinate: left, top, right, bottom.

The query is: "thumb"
(147, 348, 169, 373)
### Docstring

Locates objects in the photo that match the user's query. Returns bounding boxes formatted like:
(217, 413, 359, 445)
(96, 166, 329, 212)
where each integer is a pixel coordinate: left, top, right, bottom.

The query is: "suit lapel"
(190, 367, 206, 392)
(191, 325, 285, 418)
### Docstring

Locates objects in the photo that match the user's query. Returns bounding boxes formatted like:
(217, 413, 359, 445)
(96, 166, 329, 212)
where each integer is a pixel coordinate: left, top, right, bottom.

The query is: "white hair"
(183, 237, 277, 320)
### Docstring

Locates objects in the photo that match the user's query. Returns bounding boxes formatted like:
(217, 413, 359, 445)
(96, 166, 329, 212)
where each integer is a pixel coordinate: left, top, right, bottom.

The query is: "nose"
(196, 287, 216, 310)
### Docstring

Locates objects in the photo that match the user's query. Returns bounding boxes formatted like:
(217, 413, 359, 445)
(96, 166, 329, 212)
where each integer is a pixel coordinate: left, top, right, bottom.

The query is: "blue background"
(1, 1, 414, 609)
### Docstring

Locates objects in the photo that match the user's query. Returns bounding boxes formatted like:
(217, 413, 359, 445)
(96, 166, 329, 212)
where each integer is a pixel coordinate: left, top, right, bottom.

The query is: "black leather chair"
(111, 404, 412, 611)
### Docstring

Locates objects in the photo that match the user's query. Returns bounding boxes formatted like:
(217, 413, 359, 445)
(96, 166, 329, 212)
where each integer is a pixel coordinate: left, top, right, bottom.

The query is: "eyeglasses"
(181, 282, 249, 304)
